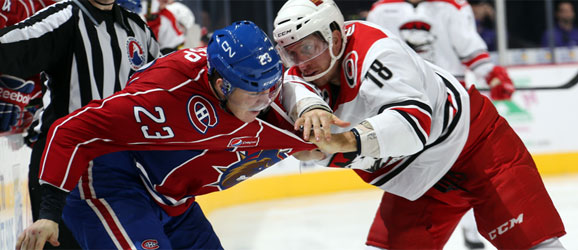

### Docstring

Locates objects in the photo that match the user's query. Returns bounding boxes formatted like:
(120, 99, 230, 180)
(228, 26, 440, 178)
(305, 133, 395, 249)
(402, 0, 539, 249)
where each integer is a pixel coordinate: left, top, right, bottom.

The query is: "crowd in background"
(186, 0, 578, 52)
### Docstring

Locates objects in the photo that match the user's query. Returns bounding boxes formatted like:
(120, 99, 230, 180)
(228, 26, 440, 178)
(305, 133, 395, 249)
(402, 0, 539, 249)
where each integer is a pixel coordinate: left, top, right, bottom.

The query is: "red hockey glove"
(0, 75, 35, 134)
(486, 66, 515, 100)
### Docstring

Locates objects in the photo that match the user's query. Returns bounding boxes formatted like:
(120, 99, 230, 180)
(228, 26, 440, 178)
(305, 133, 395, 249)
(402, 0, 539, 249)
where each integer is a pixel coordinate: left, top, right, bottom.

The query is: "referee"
(0, 0, 160, 248)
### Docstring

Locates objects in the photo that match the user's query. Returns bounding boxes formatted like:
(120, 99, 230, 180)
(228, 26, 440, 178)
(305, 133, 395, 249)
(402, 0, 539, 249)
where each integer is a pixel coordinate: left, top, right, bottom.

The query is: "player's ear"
(332, 30, 342, 55)
(213, 78, 227, 100)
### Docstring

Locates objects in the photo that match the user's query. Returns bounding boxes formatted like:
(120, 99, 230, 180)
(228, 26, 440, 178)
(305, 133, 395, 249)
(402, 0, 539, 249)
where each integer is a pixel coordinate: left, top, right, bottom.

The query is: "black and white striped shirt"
(0, 0, 160, 134)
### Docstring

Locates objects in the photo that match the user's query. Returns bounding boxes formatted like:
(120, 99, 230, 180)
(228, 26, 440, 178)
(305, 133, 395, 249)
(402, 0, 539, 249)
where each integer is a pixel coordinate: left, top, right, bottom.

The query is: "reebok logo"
(0, 87, 30, 104)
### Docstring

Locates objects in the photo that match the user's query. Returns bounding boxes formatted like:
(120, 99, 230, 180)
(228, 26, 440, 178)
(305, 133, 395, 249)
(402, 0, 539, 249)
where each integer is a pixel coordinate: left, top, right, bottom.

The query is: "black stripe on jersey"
(378, 100, 433, 116)
(393, 109, 427, 145)
(108, 24, 124, 93)
(88, 20, 105, 100)
(73, 0, 98, 24)
(443, 97, 450, 131)
(372, 73, 462, 187)
(75, 14, 94, 106)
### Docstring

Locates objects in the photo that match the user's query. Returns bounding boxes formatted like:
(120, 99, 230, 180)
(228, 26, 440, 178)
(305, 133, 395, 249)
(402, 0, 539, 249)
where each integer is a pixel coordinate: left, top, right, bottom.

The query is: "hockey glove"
(0, 75, 35, 133)
(486, 66, 515, 100)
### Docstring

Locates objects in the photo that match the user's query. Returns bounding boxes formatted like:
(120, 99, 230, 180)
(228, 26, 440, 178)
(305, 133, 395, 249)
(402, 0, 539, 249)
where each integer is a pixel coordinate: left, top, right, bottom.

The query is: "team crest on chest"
(343, 51, 358, 88)
(126, 37, 145, 70)
(187, 95, 218, 134)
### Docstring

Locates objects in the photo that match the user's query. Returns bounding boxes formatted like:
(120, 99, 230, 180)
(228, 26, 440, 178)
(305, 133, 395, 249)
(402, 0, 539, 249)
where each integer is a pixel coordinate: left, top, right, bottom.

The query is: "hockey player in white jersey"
(273, 0, 565, 249)
(367, 0, 514, 101)
(366, 0, 513, 248)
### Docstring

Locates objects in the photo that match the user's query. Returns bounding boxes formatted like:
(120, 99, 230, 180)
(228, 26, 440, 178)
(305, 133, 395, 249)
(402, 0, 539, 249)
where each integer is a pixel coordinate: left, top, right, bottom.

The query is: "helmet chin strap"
(303, 54, 338, 82)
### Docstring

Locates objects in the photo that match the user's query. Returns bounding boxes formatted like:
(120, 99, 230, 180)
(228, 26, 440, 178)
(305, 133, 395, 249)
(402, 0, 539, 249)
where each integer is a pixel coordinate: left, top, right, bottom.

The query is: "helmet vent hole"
(278, 19, 290, 25)
(296, 24, 302, 30)
(251, 82, 259, 87)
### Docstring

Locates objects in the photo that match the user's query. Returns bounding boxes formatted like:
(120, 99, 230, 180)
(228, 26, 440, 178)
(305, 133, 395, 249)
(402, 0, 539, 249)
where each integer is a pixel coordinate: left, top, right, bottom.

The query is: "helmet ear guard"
(220, 79, 233, 97)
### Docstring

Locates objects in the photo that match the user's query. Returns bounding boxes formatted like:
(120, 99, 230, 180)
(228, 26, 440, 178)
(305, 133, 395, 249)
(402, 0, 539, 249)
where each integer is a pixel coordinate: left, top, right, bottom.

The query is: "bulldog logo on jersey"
(126, 37, 145, 70)
(207, 149, 291, 190)
(399, 21, 436, 62)
(187, 95, 218, 134)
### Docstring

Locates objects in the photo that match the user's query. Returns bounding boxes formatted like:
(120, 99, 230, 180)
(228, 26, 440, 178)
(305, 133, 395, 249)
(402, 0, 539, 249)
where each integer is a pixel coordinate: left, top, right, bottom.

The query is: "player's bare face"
(226, 88, 274, 123)
(282, 34, 331, 78)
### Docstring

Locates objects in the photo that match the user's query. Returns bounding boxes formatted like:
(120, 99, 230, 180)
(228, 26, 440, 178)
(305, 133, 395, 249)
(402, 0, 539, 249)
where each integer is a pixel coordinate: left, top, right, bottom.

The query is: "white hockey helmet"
(165, 2, 195, 30)
(273, 0, 346, 81)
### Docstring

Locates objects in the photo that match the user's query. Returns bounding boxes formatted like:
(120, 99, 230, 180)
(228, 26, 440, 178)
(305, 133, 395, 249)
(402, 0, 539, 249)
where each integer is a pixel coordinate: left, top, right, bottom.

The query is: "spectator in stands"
(542, 1, 578, 47)
(472, 0, 497, 51)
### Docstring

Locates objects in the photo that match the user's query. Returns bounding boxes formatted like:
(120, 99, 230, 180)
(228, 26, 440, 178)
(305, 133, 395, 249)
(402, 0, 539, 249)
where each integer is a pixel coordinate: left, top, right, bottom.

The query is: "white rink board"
(0, 135, 32, 249)
(469, 63, 578, 154)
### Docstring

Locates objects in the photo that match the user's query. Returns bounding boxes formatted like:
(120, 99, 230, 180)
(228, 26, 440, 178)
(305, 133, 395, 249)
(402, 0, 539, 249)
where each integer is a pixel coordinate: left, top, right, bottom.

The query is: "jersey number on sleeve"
(365, 59, 393, 88)
(2, 0, 10, 11)
(184, 48, 207, 63)
(133, 106, 175, 139)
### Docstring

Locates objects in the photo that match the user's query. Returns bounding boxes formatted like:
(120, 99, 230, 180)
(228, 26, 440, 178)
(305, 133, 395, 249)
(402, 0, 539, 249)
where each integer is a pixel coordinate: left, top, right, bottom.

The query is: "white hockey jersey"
(366, 0, 493, 81)
(282, 21, 471, 200)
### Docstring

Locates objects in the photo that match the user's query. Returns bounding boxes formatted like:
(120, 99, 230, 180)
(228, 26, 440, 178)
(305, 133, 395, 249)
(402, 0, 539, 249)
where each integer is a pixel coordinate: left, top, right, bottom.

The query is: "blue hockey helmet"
(207, 21, 283, 100)
(117, 0, 142, 13)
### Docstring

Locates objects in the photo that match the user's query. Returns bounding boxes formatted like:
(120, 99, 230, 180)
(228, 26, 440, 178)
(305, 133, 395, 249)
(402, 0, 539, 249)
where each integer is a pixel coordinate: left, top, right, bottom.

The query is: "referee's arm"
(0, 3, 73, 79)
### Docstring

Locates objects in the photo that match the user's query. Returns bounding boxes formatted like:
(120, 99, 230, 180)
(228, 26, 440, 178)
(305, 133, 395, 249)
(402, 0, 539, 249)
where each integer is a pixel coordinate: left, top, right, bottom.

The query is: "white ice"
(208, 174, 578, 250)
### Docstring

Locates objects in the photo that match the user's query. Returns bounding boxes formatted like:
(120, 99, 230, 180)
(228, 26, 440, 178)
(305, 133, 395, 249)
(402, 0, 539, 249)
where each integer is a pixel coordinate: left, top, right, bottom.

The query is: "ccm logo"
(277, 29, 291, 37)
(488, 213, 524, 240)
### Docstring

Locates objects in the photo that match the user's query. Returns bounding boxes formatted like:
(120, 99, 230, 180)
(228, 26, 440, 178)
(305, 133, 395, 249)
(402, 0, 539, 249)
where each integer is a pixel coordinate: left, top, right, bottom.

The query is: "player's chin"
(239, 111, 260, 123)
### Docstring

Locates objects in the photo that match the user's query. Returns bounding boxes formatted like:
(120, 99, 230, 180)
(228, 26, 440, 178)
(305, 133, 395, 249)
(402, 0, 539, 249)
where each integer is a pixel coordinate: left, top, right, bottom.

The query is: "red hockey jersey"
(39, 47, 315, 196)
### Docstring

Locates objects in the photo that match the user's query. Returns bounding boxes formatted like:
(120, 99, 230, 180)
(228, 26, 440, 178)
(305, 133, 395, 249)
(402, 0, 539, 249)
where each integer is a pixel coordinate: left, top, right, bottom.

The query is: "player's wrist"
(338, 130, 358, 153)
(351, 121, 381, 158)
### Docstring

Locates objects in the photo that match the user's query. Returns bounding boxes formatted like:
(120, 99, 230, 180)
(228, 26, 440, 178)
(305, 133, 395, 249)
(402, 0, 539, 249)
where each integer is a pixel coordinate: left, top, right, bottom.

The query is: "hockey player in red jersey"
(367, 0, 515, 101)
(272, 0, 566, 249)
(16, 21, 315, 250)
